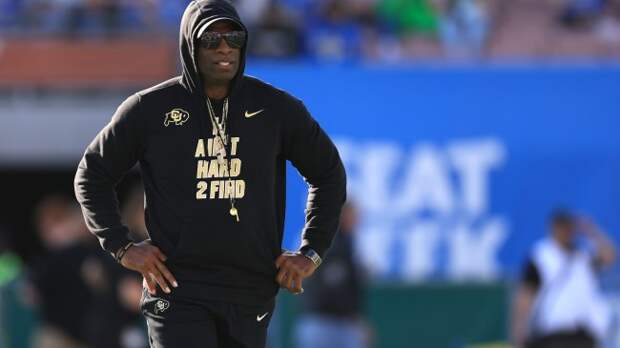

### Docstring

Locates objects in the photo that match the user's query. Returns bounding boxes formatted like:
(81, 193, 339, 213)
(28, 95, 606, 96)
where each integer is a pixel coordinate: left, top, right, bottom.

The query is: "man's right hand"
(119, 241, 178, 295)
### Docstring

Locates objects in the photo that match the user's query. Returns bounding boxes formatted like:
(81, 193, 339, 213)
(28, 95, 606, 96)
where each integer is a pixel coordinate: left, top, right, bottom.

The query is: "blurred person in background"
(377, 0, 438, 36)
(73, 0, 346, 347)
(0, 226, 22, 288)
(0, 0, 23, 28)
(0, 226, 23, 346)
(121, 184, 149, 242)
(27, 195, 97, 348)
(114, 183, 151, 348)
(231, 0, 271, 28)
(16, 0, 169, 35)
(18, 0, 122, 35)
(27, 190, 149, 348)
(434, 0, 490, 59)
(84, 183, 150, 348)
(115, 272, 149, 348)
(511, 210, 616, 348)
(247, 0, 303, 58)
(376, 0, 440, 58)
(63, 0, 123, 36)
(560, 0, 608, 28)
(295, 201, 370, 348)
(305, 0, 367, 61)
(0, 224, 32, 347)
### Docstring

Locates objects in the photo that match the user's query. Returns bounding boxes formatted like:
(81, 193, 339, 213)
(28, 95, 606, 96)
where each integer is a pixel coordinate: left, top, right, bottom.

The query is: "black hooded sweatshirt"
(74, 0, 346, 306)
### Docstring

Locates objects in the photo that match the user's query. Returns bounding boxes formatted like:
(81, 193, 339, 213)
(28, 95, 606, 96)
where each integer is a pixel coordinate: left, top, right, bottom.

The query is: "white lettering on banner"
(394, 145, 453, 215)
(337, 138, 508, 281)
(339, 142, 400, 213)
(403, 221, 440, 280)
(447, 218, 508, 280)
(449, 140, 506, 216)
(355, 226, 393, 277)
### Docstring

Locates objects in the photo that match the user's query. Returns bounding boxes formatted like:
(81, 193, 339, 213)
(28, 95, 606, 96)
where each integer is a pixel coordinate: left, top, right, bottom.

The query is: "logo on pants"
(154, 299, 170, 314)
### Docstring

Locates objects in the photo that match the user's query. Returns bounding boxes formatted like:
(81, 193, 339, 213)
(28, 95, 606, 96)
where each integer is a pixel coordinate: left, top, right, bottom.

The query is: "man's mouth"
(216, 61, 233, 67)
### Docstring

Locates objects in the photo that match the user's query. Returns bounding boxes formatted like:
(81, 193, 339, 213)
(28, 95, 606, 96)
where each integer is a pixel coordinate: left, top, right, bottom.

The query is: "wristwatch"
(300, 247, 322, 267)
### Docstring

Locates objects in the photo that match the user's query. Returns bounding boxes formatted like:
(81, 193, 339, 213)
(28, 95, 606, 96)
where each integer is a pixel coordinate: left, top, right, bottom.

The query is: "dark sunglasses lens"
(200, 32, 222, 49)
(223, 31, 246, 48)
(200, 31, 245, 49)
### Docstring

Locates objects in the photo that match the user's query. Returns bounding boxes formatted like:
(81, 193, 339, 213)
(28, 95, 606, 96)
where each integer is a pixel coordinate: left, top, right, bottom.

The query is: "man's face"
(196, 21, 242, 86)
(552, 221, 576, 249)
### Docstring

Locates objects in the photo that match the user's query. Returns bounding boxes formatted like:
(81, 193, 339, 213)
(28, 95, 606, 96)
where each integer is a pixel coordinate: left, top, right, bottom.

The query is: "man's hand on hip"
(120, 241, 178, 295)
(275, 251, 317, 294)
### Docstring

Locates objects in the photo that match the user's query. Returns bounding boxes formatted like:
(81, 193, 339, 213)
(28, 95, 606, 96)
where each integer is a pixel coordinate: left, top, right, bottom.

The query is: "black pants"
(141, 289, 275, 348)
(527, 329, 596, 348)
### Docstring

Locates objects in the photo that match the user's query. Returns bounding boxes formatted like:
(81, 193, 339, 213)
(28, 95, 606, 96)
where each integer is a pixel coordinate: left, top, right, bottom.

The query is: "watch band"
(301, 248, 322, 267)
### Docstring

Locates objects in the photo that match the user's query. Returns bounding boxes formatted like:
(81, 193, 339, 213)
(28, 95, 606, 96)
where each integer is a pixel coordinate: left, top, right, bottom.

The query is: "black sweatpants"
(140, 289, 275, 348)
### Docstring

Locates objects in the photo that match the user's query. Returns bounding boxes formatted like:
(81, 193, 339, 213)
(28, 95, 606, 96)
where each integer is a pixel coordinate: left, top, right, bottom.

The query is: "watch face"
(303, 249, 321, 266)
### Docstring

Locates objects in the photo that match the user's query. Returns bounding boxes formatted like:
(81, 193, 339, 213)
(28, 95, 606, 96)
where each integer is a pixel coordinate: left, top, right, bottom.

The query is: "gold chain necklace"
(206, 97, 239, 222)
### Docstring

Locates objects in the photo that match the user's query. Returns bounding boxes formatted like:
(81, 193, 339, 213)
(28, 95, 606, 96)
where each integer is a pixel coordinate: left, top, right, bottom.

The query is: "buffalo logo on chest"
(164, 108, 190, 127)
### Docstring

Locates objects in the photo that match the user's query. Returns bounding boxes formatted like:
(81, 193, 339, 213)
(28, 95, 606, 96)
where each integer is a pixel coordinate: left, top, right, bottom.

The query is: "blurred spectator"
(511, 210, 616, 348)
(0, 226, 22, 287)
(27, 195, 97, 348)
(0, 0, 23, 28)
(86, 184, 149, 348)
(377, 0, 438, 35)
(560, 0, 607, 28)
(305, 0, 370, 61)
(232, 0, 271, 28)
(435, 0, 490, 59)
(295, 201, 371, 348)
(115, 274, 147, 348)
(156, 0, 191, 29)
(247, 0, 303, 58)
(2, 0, 620, 60)
(12, 0, 165, 36)
(375, 0, 444, 59)
(122, 184, 148, 242)
(62, 0, 123, 36)
(0, 225, 23, 347)
(82, 254, 148, 348)
(24, 192, 149, 348)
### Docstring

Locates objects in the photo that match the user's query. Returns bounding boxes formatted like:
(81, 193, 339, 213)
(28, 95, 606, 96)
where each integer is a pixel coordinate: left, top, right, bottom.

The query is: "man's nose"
(216, 37, 233, 52)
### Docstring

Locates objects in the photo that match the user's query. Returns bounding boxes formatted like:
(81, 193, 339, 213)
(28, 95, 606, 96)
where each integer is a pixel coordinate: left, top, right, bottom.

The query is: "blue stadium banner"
(247, 63, 620, 281)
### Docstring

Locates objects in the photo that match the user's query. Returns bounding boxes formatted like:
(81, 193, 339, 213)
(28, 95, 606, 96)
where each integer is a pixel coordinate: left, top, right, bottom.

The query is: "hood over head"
(179, 0, 248, 96)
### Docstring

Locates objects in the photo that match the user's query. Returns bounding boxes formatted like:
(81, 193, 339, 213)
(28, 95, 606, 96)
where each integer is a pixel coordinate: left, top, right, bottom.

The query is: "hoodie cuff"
(99, 227, 133, 258)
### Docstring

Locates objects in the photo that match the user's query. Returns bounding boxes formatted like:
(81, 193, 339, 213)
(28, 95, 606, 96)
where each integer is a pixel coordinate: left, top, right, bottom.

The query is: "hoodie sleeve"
(282, 99, 347, 258)
(74, 94, 145, 257)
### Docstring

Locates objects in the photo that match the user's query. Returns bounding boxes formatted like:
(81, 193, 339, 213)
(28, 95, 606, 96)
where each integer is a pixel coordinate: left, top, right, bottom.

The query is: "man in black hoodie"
(74, 0, 346, 347)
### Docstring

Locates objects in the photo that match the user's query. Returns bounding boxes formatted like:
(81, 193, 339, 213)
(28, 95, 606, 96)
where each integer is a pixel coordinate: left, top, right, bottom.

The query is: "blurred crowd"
(0, 182, 372, 348)
(0, 185, 150, 348)
(1, 0, 619, 61)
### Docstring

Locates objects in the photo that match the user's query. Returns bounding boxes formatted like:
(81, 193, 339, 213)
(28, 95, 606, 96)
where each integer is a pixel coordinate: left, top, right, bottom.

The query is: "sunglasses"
(199, 31, 246, 49)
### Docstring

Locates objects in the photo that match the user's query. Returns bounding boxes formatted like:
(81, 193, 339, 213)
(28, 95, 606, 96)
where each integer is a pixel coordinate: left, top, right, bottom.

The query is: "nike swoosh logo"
(256, 312, 269, 322)
(245, 109, 264, 118)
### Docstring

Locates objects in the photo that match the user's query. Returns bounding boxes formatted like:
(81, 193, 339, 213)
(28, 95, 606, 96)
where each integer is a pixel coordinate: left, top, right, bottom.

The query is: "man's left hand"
(275, 251, 317, 294)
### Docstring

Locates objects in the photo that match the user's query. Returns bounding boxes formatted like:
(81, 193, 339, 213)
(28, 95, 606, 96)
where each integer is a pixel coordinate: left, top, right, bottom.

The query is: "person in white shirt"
(511, 210, 616, 348)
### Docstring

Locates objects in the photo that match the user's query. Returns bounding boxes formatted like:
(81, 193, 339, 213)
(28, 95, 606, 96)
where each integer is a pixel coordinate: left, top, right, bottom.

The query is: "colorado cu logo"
(154, 299, 170, 314)
(164, 108, 190, 127)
